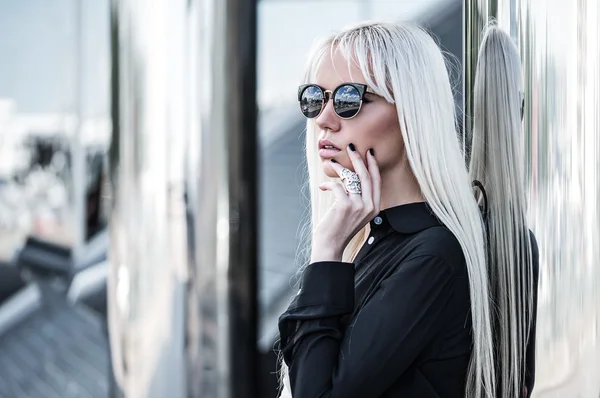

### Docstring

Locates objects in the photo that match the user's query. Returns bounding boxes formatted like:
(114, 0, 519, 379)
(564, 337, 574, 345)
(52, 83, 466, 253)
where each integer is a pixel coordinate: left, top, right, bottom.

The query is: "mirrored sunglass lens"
(333, 85, 361, 118)
(300, 86, 324, 118)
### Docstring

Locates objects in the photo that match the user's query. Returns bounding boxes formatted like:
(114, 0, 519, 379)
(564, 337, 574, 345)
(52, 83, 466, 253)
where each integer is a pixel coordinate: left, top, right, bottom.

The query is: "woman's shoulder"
(408, 226, 467, 274)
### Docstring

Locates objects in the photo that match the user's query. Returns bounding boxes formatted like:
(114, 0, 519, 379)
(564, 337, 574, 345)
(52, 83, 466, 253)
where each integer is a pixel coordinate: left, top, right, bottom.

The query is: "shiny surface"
(299, 83, 365, 119)
(107, 0, 258, 396)
(333, 85, 362, 118)
(298, 83, 367, 119)
(463, 0, 499, 156)
(197, 0, 259, 396)
(464, 1, 600, 396)
(107, 1, 188, 396)
(300, 85, 326, 118)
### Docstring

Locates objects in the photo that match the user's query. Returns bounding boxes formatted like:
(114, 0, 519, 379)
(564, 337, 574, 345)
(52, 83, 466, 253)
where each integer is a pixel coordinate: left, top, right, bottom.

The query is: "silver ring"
(340, 168, 362, 195)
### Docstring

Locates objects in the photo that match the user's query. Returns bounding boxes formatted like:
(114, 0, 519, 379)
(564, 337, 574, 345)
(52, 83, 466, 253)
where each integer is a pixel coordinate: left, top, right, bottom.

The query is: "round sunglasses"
(297, 83, 373, 119)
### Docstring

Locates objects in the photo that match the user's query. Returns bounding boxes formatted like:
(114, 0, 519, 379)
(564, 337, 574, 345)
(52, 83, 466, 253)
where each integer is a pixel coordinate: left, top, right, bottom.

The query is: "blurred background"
(0, 0, 598, 397)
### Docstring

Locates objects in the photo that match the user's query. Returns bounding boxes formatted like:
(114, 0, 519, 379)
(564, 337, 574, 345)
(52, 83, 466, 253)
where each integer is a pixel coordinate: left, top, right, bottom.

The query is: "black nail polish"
(349, 143, 356, 152)
(369, 148, 375, 156)
(330, 159, 337, 163)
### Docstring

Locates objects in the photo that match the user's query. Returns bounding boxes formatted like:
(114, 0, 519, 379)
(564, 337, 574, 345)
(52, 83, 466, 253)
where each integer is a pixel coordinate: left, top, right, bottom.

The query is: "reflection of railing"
(0, 234, 111, 398)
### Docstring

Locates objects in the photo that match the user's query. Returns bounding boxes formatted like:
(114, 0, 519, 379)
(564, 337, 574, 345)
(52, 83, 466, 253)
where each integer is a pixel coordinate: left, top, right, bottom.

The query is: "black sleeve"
(278, 256, 455, 398)
(525, 231, 540, 397)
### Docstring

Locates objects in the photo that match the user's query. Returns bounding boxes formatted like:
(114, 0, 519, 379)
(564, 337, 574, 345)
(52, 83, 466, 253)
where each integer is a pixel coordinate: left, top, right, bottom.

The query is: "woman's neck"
(379, 161, 424, 211)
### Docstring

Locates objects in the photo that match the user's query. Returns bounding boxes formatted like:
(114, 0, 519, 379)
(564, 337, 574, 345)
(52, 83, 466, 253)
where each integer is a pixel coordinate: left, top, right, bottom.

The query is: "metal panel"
(107, 0, 258, 396)
(464, 1, 600, 396)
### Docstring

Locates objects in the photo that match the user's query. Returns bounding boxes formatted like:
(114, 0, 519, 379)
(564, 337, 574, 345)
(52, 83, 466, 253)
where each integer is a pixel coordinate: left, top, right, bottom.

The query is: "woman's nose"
(315, 98, 341, 132)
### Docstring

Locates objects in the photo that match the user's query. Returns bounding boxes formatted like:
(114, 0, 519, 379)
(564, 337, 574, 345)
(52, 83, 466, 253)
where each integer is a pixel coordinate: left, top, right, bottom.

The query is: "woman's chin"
(321, 161, 338, 178)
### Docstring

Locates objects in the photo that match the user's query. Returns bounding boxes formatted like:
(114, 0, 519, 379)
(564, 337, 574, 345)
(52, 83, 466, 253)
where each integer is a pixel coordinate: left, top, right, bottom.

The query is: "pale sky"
(0, 0, 110, 118)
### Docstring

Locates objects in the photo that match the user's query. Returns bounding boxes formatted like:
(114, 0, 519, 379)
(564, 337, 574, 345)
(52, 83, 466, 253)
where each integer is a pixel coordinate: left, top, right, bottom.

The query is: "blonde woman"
(470, 23, 540, 398)
(278, 22, 495, 397)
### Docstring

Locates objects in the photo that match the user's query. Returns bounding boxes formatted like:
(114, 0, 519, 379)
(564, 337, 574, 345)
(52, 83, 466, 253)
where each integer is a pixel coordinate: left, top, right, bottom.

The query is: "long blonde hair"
(279, 21, 496, 398)
(469, 23, 534, 397)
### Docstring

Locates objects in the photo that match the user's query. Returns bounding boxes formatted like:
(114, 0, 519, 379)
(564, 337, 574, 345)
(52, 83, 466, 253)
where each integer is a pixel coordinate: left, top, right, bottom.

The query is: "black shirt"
(279, 202, 473, 397)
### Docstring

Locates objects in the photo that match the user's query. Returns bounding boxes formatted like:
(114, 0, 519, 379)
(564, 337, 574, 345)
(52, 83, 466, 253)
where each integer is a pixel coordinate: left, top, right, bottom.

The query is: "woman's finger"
(327, 158, 345, 176)
(345, 144, 372, 204)
(319, 181, 350, 203)
(327, 160, 363, 201)
(366, 148, 381, 212)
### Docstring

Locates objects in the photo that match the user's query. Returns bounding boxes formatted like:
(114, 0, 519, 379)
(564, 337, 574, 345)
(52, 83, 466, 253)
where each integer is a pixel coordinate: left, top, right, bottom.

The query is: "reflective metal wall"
(107, 0, 258, 396)
(465, 1, 600, 396)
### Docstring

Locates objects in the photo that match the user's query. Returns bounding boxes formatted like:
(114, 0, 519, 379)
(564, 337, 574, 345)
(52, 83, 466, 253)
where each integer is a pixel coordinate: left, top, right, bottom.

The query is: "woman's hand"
(311, 145, 381, 263)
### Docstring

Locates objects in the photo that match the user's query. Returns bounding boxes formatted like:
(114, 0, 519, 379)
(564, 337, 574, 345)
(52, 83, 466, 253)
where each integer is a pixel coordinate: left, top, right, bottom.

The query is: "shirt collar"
(370, 202, 444, 234)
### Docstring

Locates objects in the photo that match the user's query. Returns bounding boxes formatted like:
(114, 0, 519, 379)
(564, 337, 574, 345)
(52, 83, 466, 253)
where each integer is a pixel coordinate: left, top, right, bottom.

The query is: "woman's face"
(314, 50, 404, 178)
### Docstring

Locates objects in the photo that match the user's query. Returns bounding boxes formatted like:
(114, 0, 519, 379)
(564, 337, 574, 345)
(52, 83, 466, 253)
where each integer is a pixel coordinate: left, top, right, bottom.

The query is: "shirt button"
(367, 236, 375, 245)
(374, 216, 383, 225)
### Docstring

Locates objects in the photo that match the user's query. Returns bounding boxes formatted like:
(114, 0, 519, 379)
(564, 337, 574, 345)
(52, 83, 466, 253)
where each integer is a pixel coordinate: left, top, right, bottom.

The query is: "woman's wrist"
(310, 243, 344, 263)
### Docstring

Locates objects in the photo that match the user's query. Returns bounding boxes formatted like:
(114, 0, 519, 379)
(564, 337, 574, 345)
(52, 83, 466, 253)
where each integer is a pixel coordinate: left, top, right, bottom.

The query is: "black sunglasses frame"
(297, 83, 372, 119)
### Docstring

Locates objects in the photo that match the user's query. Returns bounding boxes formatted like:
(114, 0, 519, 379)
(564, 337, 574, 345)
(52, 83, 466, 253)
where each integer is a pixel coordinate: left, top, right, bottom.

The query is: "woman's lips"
(318, 148, 342, 158)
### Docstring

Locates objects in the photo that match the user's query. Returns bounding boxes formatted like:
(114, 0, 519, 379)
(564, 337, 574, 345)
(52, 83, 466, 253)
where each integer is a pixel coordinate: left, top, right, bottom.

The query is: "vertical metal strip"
(463, 0, 496, 161)
(194, 0, 259, 396)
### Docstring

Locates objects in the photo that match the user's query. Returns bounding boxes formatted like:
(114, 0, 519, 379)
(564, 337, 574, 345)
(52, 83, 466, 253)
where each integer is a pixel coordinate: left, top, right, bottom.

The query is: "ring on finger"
(340, 168, 362, 195)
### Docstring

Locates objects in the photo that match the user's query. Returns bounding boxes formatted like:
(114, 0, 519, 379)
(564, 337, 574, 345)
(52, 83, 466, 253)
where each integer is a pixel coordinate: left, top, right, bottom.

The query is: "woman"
(469, 23, 540, 398)
(277, 21, 495, 397)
